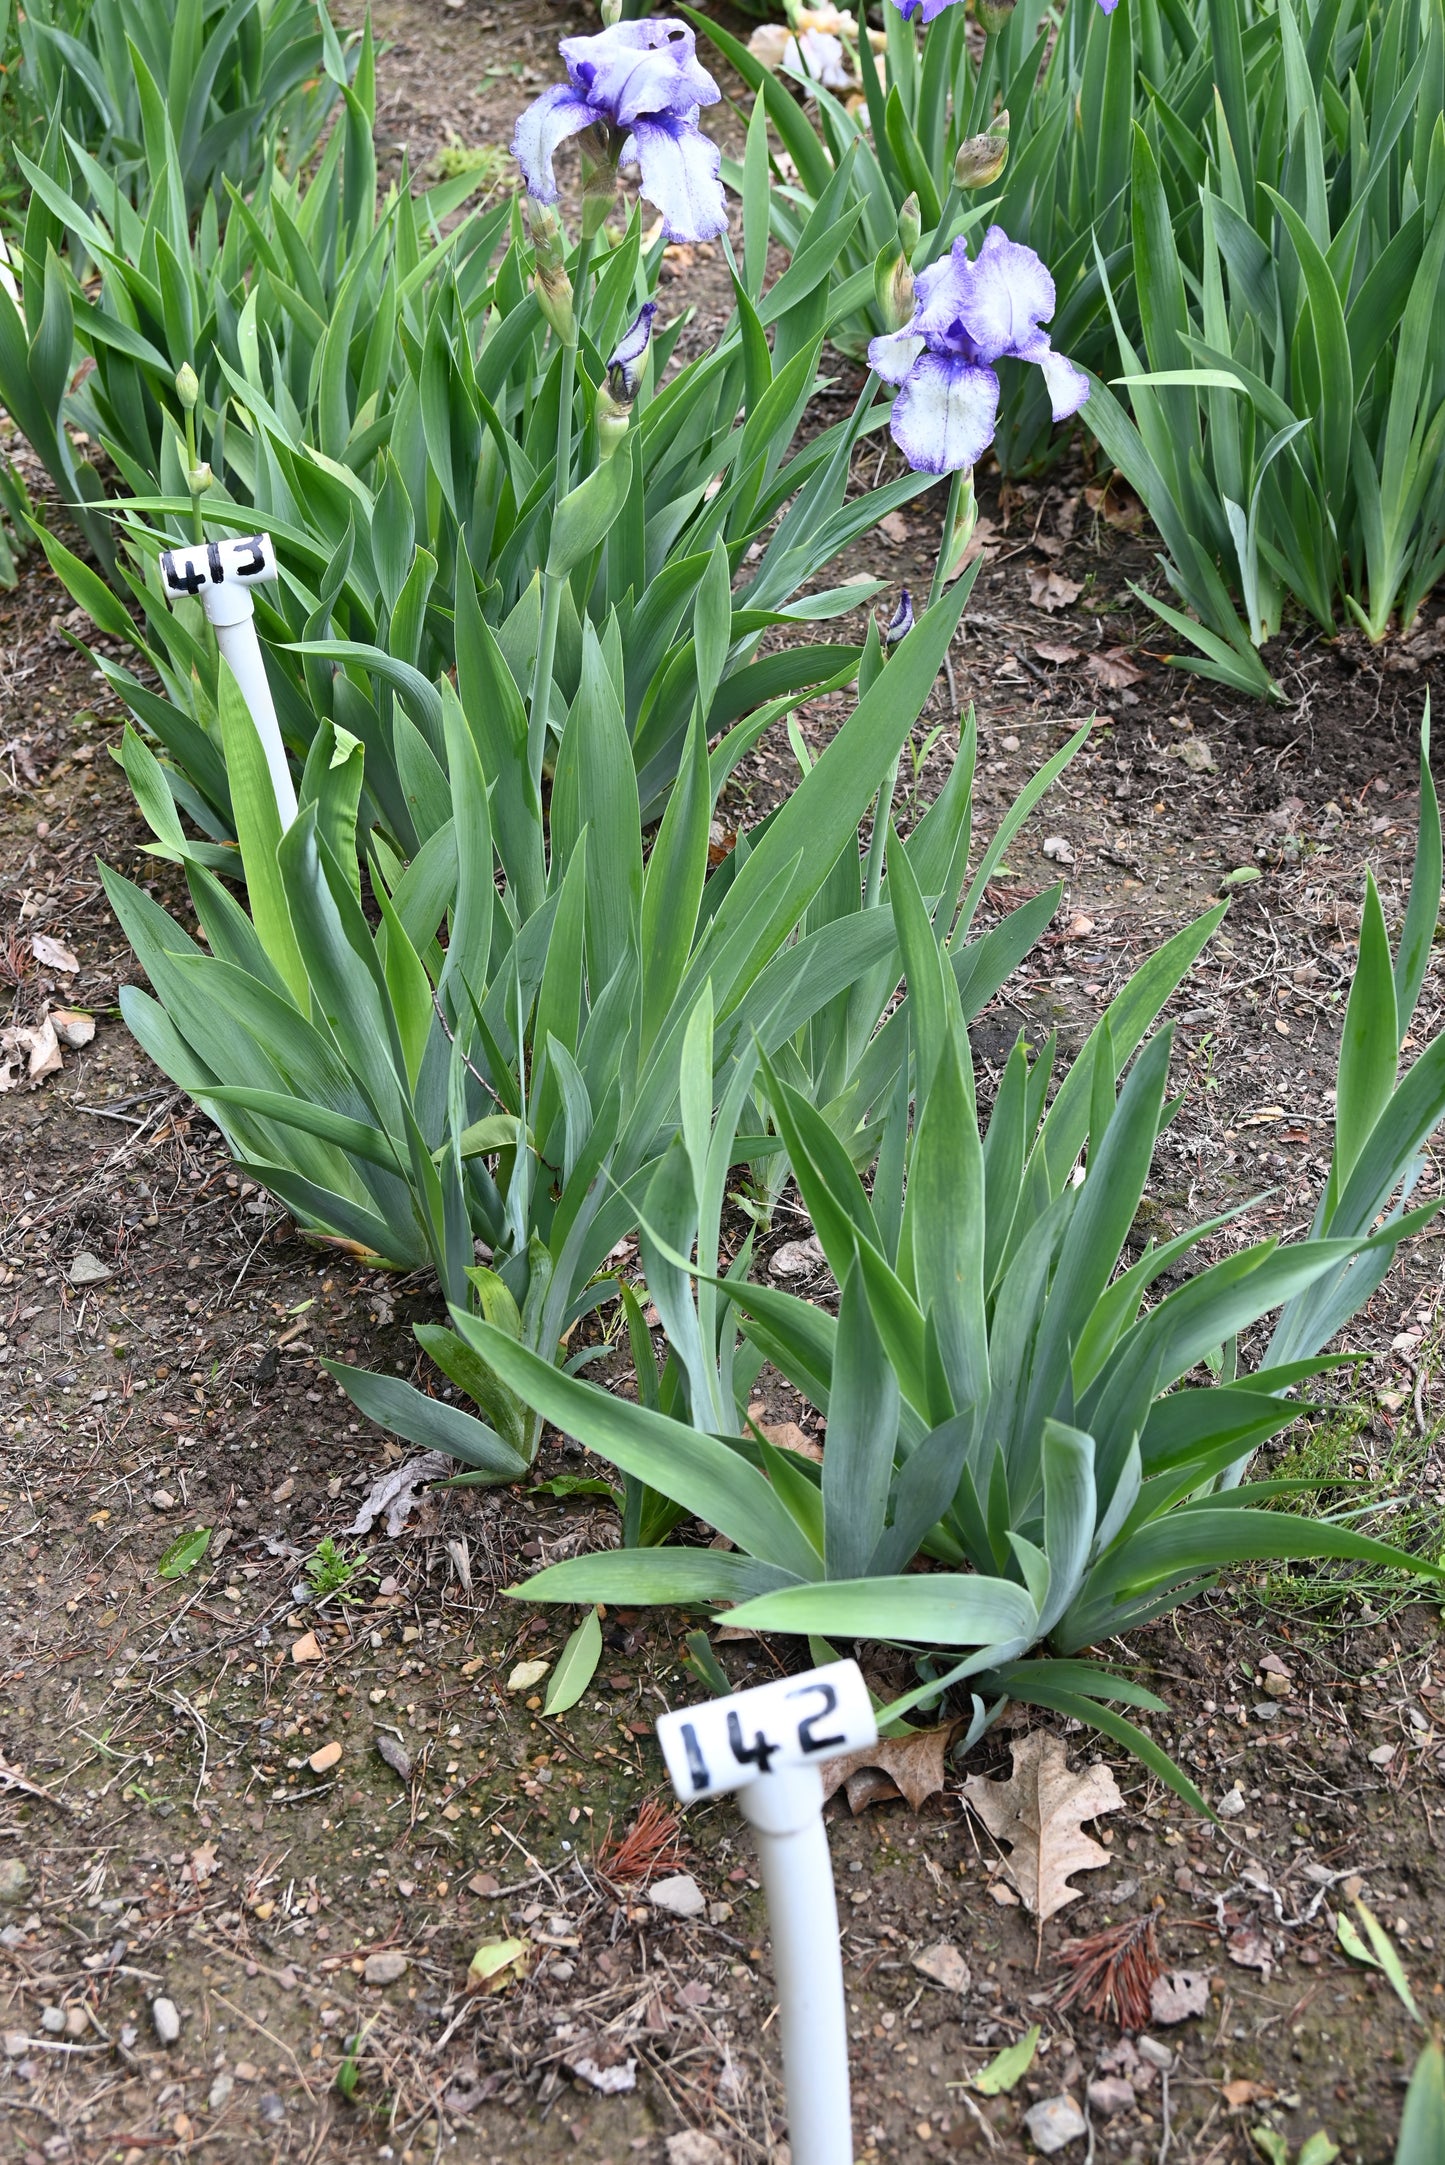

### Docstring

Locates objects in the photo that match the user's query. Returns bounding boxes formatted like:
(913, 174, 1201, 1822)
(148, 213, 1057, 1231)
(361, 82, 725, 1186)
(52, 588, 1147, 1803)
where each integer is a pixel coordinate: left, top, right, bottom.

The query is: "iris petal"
(956, 226, 1057, 365)
(624, 116, 728, 243)
(511, 85, 599, 205)
(1036, 346, 1091, 421)
(560, 20, 720, 126)
(868, 329, 927, 387)
(889, 354, 999, 476)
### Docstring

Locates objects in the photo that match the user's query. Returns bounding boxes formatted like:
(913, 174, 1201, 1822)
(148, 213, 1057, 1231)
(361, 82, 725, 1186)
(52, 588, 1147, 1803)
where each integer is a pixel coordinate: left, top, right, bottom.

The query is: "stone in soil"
(363, 1950, 408, 1985)
(1024, 2094, 1087, 2151)
(648, 1873, 706, 1918)
(151, 1997, 181, 2045)
(0, 1859, 30, 1903)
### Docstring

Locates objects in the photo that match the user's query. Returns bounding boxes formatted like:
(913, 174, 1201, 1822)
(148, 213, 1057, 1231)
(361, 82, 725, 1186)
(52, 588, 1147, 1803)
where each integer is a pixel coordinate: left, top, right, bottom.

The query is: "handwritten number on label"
(791, 1680, 845, 1756)
(165, 555, 206, 595)
(234, 538, 266, 577)
(727, 1712, 780, 1776)
(680, 1722, 709, 1796)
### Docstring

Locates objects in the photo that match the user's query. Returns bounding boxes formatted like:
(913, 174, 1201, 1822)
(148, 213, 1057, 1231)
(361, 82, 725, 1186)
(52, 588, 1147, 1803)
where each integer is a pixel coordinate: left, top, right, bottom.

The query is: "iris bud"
(976, 0, 1017, 30)
(897, 190, 921, 260)
(187, 462, 213, 495)
(954, 110, 1010, 190)
(600, 0, 622, 20)
(175, 363, 199, 412)
(525, 199, 577, 346)
(885, 590, 914, 644)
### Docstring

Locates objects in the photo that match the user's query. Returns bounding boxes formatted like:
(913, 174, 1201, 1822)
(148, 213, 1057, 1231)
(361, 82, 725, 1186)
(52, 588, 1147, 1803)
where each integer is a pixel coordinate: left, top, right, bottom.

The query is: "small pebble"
(208, 2071, 234, 2110)
(0, 1859, 29, 1904)
(648, 1874, 706, 1919)
(1087, 2075, 1136, 2118)
(308, 1740, 343, 1774)
(64, 2008, 87, 2039)
(363, 1951, 409, 1986)
(1024, 2095, 1087, 2152)
(39, 2007, 65, 2035)
(151, 1997, 181, 2046)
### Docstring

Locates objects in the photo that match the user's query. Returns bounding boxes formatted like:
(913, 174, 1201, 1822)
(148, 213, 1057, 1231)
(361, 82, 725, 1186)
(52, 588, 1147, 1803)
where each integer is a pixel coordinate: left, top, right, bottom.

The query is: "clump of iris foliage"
(6, 0, 1445, 1864)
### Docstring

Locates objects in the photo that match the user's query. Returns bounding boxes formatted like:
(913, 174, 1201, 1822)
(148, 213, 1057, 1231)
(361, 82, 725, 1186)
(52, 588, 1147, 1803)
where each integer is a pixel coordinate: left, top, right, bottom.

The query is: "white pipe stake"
(656, 1659, 877, 2165)
(160, 534, 296, 827)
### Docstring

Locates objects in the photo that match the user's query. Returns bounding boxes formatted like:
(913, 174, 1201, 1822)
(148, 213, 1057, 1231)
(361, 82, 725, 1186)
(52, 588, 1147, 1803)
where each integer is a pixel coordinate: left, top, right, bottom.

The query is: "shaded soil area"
(5, 5, 1445, 2163)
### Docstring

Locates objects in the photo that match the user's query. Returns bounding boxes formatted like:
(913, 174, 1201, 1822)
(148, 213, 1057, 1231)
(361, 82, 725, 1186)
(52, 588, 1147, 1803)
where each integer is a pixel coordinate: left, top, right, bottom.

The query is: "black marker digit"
(680, 1722, 709, 1795)
(206, 540, 224, 583)
(163, 552, 206, 595)
(234, 537, 266, 577)
(790, 1681, 844, 1755)
(727, 1712, 779, 1775)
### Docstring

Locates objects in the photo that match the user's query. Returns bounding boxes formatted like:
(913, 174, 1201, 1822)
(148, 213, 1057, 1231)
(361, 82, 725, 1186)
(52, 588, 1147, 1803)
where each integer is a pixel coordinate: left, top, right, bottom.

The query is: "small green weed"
(305, 1536, 369, 1605)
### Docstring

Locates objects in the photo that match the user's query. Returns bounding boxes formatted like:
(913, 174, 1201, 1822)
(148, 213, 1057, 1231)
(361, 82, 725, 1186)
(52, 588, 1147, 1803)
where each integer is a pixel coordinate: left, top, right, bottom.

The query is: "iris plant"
(890, 0, 1117, 19)
(512, 17, 727, 243)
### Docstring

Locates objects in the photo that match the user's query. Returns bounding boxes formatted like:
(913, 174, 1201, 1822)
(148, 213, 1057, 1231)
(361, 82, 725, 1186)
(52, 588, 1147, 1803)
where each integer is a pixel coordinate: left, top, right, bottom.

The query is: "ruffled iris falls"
(511, 18, 728, 244)
(867, 227, 1090, 476)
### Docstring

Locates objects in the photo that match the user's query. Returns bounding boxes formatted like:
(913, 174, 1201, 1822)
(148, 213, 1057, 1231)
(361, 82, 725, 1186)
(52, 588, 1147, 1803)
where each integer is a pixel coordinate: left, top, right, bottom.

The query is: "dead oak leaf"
(31, 932, 79, 973)
(961, 1732, 1122, 1922)
(1034, 641, 1081, 665)
(821, 1721, 958, 1814)
(1027, 566, 1082, 612)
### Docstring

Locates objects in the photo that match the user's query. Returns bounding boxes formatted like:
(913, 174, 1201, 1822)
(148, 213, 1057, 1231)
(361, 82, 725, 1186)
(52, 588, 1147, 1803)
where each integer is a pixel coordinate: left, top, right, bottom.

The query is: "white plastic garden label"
(656, 1659, 876, 2165)
(159, 532, 295, 826)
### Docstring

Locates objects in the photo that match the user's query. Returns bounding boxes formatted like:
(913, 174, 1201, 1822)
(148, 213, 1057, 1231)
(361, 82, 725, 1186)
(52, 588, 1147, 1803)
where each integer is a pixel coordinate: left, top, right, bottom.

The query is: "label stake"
(656, 1659, 876, 2165)
(159, 533, 295, 826)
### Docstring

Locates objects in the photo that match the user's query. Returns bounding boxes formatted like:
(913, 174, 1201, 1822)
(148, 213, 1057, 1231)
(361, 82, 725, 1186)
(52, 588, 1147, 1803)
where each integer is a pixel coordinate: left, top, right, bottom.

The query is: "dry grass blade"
(1053, 1912, 1163, 2032)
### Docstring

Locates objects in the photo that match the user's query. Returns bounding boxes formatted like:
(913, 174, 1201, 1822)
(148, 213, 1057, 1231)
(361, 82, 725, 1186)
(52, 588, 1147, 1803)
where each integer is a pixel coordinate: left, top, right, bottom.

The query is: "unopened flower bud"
(885, 590, 914, 645)
(606, 302, 657, 407)
(954, 111, 1010, 190)
(187, 461, 213, 495)
(175, 363, 199, 412)
(600, 0, 622, 21)
(525, 199, 576, 345)
(897, 192, 921, 261)
(873, 239, 916, 335)
(595, 397, 631, 462)
(975, 0, 1017, 31)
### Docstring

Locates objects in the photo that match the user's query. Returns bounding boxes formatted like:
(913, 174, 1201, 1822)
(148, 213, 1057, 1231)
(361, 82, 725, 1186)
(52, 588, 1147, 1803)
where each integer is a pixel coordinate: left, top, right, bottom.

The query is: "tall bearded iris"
(867, 227, 1089, 475)
(511, 18, 728, 244)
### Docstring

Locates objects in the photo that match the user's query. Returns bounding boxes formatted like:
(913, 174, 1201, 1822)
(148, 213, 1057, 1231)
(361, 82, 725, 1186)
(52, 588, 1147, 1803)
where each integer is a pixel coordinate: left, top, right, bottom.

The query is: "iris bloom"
(867, 227, 1089, 475)
(512, 18, 728, 244)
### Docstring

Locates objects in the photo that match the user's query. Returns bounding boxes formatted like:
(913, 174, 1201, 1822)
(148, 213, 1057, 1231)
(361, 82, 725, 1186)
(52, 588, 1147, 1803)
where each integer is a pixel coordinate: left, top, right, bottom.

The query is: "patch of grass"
(1251, 1390, 1445, 1627)
(432, 138, 513, 197)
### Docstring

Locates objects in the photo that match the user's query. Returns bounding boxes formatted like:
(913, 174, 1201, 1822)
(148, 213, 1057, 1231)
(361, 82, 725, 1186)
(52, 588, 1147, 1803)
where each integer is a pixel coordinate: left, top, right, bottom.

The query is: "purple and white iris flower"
(867, 227, 1089, 476)
(511, 18, 728, 245)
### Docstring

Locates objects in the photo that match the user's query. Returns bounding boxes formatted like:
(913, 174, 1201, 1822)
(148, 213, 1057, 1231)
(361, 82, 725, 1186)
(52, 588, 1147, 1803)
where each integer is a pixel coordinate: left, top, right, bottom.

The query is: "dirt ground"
(4, 4, 1445, 2162)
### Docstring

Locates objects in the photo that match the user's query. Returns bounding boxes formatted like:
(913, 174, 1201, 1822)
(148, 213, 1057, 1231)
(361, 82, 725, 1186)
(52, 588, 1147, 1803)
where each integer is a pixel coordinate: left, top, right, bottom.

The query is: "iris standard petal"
(911, 246, 976, 351)
(957, 225, 1057, 365)
(511, 84, 598, 204)
(624, 115, 728, 242)
(889, 353, 999, 475)
(561, 19, 719, 127)
(867, 328, 927, 386)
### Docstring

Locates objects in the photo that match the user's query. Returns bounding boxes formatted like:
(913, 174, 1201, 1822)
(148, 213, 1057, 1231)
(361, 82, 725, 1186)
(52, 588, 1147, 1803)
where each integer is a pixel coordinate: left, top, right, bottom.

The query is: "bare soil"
(4, 5, 1445, 2163)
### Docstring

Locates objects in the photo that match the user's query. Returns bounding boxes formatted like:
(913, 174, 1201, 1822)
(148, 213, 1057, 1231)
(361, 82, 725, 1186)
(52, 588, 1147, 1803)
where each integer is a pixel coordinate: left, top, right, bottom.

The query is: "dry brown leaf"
(1149, 1969, 1209, 2024)
(820, 1721, 958, 1813)
(1027, 566, 1082, 612)
(1084, 476, 1147, 533)
(1034, 641, 1081, 665)
(759, 1419, 823, 1464)
(31, 932, 79, 973)
(1085, 648, 1144, 691)
(878, 511, 910, 545)
(913, 1941, 971, 1993)
(0, 1015, 63, 1090)
(1226, 1928, 1273, 1976)
(1221, 2079, 1272, 2109)
(961, 1732, 1122, 1921)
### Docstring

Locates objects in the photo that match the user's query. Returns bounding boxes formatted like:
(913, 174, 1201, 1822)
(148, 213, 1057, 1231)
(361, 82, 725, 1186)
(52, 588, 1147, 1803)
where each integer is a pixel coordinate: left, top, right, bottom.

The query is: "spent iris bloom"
(512, 18, 727, 244)
(867, 227, 1089, 476)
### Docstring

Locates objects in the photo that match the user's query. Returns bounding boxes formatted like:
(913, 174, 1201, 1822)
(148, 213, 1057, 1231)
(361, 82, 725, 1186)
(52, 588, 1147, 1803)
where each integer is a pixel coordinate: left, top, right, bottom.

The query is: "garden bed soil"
(4, 3, 1445, 2161)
